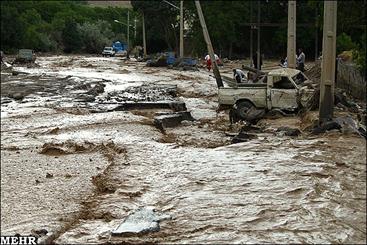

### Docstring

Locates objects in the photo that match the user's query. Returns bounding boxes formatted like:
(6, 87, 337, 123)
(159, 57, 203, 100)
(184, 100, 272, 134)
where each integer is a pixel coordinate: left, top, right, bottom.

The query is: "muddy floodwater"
(1, 56, 366, 244)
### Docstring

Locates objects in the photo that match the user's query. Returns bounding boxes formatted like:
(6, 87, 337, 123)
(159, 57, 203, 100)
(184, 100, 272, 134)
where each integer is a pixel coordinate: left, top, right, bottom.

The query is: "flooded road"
(1, 56, 366, 244)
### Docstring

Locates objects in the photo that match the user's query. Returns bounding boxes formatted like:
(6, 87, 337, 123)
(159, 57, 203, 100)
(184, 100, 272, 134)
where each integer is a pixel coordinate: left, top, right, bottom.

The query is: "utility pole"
(180, 1, 184, 58)
(127, 10, 130, 59)
(314, 7, 318, 61)
(250, 1, 253, 66)
(257, 0, 261, 70)
(127, 10, 130, 48)
(195, 0, 223, 88)
(142, 12, 147, 57)
(287, 1, 296, 68)
(319, 1, 337, 122)
(134, 18, 137, 40)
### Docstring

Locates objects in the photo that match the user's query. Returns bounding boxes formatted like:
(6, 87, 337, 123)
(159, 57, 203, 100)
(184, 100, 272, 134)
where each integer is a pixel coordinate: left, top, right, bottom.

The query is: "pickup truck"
(219, 68, 316, 120)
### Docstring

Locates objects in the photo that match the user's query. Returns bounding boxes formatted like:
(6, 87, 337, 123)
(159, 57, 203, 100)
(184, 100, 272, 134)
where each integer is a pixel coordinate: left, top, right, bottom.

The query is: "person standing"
(233, 69, 247, 83)
(296, 48, 305, 72)
(205, 54, 220, 71)
(252, 52, 263, 70)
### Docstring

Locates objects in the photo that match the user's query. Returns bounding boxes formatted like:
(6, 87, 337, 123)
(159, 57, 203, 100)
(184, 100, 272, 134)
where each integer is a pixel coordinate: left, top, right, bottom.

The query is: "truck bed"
(218, 86, 267, 108)
(222, 76, 267, 88)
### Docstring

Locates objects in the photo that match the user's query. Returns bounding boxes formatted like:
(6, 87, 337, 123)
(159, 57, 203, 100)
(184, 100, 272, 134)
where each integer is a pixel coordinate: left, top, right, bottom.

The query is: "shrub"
(336, 33, 357, 55)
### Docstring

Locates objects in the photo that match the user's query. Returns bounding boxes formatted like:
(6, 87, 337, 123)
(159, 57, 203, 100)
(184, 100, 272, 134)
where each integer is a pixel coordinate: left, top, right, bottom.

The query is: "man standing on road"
(252, 52, 263, 70)
(296, 48, 305, 72)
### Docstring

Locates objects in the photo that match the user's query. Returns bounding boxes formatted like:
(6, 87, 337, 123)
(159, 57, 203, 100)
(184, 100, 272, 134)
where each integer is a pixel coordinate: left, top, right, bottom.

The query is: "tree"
(131, 0, 181, 53)
(78, 21, 112, 53)
(62, 18, 82, 53)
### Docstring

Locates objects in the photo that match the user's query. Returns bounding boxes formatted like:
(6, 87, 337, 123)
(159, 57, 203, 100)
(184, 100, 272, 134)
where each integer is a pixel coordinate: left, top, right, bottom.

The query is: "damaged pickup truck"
(219, 68, 316, 121)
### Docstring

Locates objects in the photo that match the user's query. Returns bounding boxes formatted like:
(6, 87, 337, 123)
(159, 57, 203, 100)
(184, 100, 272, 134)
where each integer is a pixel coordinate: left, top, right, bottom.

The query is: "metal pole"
(142, 12, 147, 57)
(257, 0, 261, 70)
(250, 1, 253, 66)
(319, 1, 337, 122)
(179, 1, 184, 58)
(287, 1, 296, 68)
(195, 0, 223, 88)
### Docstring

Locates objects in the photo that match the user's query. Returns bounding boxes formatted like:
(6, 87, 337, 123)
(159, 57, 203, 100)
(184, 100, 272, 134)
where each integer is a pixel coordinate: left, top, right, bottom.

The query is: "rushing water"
(1, 56, 366, 244)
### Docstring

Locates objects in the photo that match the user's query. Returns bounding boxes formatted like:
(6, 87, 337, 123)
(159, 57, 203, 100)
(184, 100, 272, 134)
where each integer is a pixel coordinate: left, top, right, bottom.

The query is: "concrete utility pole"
(126, 10, 130, 59)
(127, 10, 130, 50)
(142, 12, 147, 57)
(134, 18, 137, 40)
(250, 1, 253, 66)
(195, 0, 223, 88)
(319, 1, 337, 122)
(314, 7, 318, 61)
(180, 1, 184, 58)
(257, 0, 261, 70)
(287, 1, 296, 68)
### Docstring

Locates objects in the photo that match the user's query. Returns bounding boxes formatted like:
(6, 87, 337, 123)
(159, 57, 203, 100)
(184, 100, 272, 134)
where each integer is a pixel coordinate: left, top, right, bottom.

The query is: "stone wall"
(337, 59, 366, 101)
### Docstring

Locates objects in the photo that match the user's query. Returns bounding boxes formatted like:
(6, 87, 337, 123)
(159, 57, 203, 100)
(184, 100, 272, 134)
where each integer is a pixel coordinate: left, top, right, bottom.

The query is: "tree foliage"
(1, 0, 132, 53)
(1, 0, 366, 70)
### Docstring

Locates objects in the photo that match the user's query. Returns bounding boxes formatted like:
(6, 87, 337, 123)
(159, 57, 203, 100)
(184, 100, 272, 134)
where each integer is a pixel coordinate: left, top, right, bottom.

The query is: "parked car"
(102, 47, 115, 57)
(115, 50, 127, 57)
(13, 49, 36, 64)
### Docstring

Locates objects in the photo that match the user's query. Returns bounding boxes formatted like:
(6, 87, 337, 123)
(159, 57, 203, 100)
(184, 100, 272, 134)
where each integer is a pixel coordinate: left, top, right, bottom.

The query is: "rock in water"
(111, 207, 171, 236)
(276, 127, 301, 136)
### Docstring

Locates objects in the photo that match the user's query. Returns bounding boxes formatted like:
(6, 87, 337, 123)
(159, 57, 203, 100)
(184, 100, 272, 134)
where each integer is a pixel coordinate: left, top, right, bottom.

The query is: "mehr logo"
(0, 236, 37, 245)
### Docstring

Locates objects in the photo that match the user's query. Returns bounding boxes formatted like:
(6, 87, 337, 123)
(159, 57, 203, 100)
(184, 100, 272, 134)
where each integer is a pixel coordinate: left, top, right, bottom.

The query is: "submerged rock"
(154, 111, 195, 130)
(311, 116, 366, 138)
(276, 126, 301, 136)
(11, 92, 25, 100)
(231, 132, 257, 144)
(111, 207, 171, 236)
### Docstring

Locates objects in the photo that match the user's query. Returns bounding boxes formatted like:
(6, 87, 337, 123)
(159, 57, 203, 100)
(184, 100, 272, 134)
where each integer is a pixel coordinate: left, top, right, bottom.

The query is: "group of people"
(204, 48, 306, 84)
(204, 53, 220, 71)
(280, 48, 305, 72)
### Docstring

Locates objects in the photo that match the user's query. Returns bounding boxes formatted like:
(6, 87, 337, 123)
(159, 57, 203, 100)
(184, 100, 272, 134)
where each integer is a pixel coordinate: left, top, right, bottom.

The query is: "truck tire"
(236, 101, 254, 120)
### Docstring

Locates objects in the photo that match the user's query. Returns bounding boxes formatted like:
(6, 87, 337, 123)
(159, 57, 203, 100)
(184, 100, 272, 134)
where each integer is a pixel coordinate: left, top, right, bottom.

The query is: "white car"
(115, 50, 127, 57)
(102, 47, 115, 57)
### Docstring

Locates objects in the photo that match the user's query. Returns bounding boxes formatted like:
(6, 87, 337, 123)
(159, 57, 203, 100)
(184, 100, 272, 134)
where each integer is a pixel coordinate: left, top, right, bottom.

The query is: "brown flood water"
(1, 56, 366, 244)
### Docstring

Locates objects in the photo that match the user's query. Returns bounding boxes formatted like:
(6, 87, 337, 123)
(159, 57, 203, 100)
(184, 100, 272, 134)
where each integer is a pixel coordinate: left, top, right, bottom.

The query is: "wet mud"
(1, 56, 366, 244)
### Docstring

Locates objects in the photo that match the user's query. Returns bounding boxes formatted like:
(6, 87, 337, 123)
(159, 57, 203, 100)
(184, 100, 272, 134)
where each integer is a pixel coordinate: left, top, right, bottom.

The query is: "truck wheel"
(236, 101, 254, 120)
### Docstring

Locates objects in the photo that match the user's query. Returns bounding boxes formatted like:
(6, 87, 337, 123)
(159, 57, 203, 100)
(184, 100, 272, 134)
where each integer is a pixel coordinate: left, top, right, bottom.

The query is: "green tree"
(337, 33, 357, 55)
(62, 19, 82, 53)
(78, 21, 112, 53)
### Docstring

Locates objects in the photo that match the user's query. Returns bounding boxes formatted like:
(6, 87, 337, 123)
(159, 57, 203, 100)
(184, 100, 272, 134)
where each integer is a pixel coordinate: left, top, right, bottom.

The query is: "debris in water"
(154, 111, 195, 130)
(46, 173, 53, 178)
(231, 131, 257, 144)
(111, 207, 171, 236)
(276, 127, 301, 136)
(31, 229, 48, 237)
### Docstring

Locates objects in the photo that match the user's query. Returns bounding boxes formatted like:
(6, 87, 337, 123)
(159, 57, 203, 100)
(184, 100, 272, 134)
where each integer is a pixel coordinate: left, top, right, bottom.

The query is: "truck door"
(270, 76, 298, 110)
